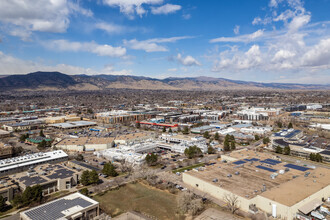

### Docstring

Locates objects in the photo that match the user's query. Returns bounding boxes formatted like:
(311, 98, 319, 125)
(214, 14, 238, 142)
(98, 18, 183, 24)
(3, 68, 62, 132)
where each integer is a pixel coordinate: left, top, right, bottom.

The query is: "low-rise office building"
(55, 137, 115, 151)
(0, 150, 68, 177)
(49, 121, 97, 130)
(183, 150, 330, 220)
(0, 143, 13, 159)
(0, 129, 11, 138)
(10, 163, 81, 195)
(20, 192, 99, 220)
(0, 177, 19, 201)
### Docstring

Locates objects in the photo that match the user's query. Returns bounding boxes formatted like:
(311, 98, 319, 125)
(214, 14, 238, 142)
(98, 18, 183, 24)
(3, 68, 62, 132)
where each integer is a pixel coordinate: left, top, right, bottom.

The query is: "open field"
(93, 182, 185, 220)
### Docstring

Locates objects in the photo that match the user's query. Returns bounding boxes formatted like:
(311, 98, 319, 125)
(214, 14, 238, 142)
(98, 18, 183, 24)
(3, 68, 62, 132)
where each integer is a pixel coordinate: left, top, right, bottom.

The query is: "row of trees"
(184, 146, 203, 159)
(275, 146, 291, 155)
(310, 153, 323, 162)
(11, 185, 43, 208)
(80, 170, 99, 186)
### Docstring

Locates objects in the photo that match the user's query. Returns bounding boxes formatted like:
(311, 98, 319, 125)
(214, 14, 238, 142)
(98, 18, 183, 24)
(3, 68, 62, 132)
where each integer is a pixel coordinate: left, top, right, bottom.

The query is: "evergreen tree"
(214, 132, 219, 140)
(207, 146, 215, 154)
(89, 170, 99, 184)
(145, 153, 158, 166)
(254, 135, 260, 141)
(169, 128, 172, 133)
(103, 162, 118, 177)
(80, 170, 90, 186)
(162, 127, 166, 132)
(0, 196, 6, 212)
(39, 129, 45, 137)
(230, 141, 236, 150)
(80, 188, 89, 197)
(275, 146, 283, 154)
(283, 146, 291, 155)
(182, 126, 189, 134)
(288, 122, 293, 129)
(263, 137, 270, 145)
(223, 140, 230, 151)
(203, 131, 210, 139)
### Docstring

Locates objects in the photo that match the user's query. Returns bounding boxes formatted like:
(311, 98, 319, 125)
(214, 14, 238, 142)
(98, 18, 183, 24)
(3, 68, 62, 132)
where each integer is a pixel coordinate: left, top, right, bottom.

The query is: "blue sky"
(0, 0, 329, 84)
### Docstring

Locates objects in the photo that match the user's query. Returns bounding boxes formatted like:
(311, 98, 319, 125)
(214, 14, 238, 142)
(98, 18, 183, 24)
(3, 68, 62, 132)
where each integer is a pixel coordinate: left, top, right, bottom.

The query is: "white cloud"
(0, 0, 92, 40)
(210, 0, 330, 83)
(233, 25, 240, 35)
(124, 36, 192, 52)
(177, 53, 201, 66)
(45, 40, 126, 57)
(182, 14, 191, 20)
(210, 29, 264, 43)
(102, 0, 163, 18)
(151, 4, 181, 15)
(167, 68, 177, 72)
(94, 22, 126, 34)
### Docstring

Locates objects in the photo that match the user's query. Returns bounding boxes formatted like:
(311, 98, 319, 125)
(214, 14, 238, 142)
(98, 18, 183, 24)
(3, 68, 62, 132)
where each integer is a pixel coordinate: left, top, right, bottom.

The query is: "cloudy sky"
(0, 0, 329, 84)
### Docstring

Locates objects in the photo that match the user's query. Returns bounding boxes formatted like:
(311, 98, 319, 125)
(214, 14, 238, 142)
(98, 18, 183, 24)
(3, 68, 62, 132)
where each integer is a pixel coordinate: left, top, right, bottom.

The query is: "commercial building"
(44, 115, 81, 124)
(236, 107, 280, 121)
(55, 137, 115, 152)
(159, 134, 208, 153)
(0, 150, 68, 177)
(95, 148, 146, 164)
(240, 126, 272, 135)
(114, 132, 156, 145)
(191, 126, 217, 134)
(0, 177, 19, 201)
(49, 121, 97, 130)
(20, 192, 99, 220)
(95, 110, 156, 124)
(0, 129, 11, 138)
(0, 143, 13, 159)
(3, 119, 45, 132)
(10, 163, 81, 195)
(183, 150, 330, 220)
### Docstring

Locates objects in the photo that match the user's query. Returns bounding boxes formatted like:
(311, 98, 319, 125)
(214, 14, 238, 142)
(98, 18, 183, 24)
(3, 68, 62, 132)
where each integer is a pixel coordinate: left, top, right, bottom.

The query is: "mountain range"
(0, 71, 328, 91)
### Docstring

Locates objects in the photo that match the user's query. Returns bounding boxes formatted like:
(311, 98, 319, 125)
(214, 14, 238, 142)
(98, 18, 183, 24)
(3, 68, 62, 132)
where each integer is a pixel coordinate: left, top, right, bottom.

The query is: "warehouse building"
(49, 121, 97, 130)
(183, 150, 330, 220)
(55, 137, 115, 152)
(20, 192, 99, 220)
(0, 150, 68, 177)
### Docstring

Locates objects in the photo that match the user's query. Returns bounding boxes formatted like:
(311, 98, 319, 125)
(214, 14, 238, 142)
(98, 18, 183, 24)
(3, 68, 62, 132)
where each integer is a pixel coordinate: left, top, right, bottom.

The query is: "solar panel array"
(256, 165, 277, 172)
(46, 168, 75, 180)
(233, 160, 246, 165)
(19, 176, 47, 187)
(284, 164, 309, 171)
(260, 158, 281, 165)
(24, 197, 93, 220)
(244, 158, 259, 162)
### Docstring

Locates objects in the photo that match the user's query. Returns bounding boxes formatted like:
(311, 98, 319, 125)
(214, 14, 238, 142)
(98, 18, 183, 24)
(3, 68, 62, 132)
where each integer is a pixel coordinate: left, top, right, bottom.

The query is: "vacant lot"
(93, 182, 185, 220)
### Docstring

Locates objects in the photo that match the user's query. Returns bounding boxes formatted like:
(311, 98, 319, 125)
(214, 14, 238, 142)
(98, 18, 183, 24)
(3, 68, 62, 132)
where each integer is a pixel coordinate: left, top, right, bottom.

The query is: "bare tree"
(118, 159, 134, 176)
(223, 193, 240, 214)
(177, 192, 204, 215)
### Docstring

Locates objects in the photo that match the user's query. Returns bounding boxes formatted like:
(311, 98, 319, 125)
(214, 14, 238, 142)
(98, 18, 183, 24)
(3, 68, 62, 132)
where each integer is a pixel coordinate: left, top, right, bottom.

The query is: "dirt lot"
(93, 182, 185, 220)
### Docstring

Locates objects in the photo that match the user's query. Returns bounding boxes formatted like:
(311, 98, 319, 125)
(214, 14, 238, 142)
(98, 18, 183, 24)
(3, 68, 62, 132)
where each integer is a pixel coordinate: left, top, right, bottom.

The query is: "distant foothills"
(0, 71, 328, 91)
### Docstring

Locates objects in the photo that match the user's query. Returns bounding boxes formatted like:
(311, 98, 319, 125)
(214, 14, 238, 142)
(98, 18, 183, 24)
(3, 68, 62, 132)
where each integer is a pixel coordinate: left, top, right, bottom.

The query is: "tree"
(39, 129, 45, 137)
(37, 140, 47, 150)
(19, 133, 29, 142)
(310, 153, 316, 161)
(103, 162, 118, 177)
(203, 131, 210, 139)
(87, 108, 93, 114)
(275, 146, 283, 154)
(168, 128, 172, 133)
(145, 153, 158, 166)
(136, 121, 141, 128)
(162, 127, 166, 132)
(283, 146, 291, 155)
(80, 170, 90, 186)
(0, 196, 6, 212)
(288, 122, 293, 129)
(214, 132, 219, 141)
(184, 146, 202, 159)
(223, 139, 230, 151)
(177, 192, 204, 215)
(76, 154, 84, 161)
(207, 146, 215, 154)
(223, 193, 240, 214)
(263, 137, 270, 145)
(89, 170, 99, 184)
(277, 121, 283, 128)
(230, 141, 236, 150)
(80, 188, 89, 197)
(11, 194, 23, 208)
(182, 126, 189, 135)
(254, 135, 260, 141)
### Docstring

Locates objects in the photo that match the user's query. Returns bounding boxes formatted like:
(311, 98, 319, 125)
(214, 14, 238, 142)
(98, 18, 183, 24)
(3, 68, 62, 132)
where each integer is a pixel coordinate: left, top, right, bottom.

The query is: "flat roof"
(21, 192, 98, 220)
(50, 121, 97, 129)
(185, 150, 329, 204)
(0, 150, 68, 172)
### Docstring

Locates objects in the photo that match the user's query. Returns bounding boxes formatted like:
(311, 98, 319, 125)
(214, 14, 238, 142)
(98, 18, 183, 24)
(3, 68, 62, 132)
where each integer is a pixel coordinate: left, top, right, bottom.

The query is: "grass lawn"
(93, 182, 185, 220)
(172, 163, 204, 173)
